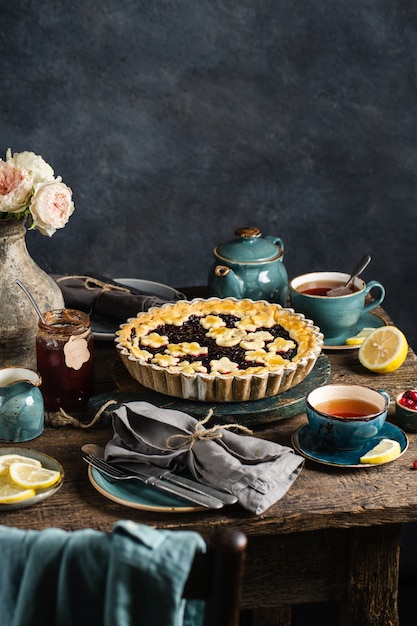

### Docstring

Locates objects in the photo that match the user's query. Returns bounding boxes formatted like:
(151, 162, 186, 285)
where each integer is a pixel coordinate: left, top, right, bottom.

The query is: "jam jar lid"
(214, 227, 282, 263)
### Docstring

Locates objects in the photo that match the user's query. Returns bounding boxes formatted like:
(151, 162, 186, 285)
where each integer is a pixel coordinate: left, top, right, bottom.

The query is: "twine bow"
(166, 409, 253, 451)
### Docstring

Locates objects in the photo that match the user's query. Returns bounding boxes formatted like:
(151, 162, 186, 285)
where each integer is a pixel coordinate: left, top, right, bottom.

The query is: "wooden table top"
(3, 305, 417, 540)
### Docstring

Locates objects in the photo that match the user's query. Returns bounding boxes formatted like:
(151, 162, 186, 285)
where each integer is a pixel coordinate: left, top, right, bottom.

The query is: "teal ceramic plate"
(89, 353, 331, 428)
(323, 311, 387, 350)
(92, 278, 184, 340)
(88, 466, 203, 512)
(0, 447, 64, 510)
(292, 422, 408, 468)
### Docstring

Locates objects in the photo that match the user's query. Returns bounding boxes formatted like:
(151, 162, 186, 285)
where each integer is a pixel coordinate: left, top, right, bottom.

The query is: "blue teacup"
(289, 271, 385, 340)
(306, 384, 389, 450)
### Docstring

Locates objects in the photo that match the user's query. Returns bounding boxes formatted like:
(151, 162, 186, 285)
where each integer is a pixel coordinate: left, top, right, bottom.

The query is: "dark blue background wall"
(2, 1, 417, 350)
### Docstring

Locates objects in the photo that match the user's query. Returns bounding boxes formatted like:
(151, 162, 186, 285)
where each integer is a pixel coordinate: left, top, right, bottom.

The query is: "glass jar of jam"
(36, 309, 94, 412)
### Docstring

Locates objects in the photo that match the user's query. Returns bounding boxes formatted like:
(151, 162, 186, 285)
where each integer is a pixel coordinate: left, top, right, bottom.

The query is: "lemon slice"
(9, 462, 61, 490)
(0, 454, 42, 475)
(359, 438, 401, 464)
(0, 477, 36, 504)
(358, 326, 408, 373)
(345, 328, 375, 346)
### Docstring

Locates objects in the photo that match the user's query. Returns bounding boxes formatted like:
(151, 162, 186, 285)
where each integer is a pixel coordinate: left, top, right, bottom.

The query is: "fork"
(83, 454, 224, 509)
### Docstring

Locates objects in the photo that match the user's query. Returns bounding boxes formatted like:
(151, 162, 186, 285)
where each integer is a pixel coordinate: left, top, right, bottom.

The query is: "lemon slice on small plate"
(0, 448, 64, 510)
(359, 438, 402, 464)
(345, 328, 375, 346)
(0, 453, 42, 475)
(9, 462, 61, 490)
(0, 478, 36, 504)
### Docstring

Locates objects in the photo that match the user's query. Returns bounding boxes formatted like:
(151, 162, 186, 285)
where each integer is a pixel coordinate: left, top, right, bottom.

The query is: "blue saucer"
(323, 311, 386, 350)
(292, 421, 408, 468)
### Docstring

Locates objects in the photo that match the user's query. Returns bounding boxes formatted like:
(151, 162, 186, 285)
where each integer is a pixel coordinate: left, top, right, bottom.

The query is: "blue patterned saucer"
(292, 421, 408, 468)
(323, 311, 386, 350)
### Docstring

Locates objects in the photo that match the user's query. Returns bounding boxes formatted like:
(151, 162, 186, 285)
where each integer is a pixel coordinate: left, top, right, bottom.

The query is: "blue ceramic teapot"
(208, 227, 288, 305)
(0, 367, 44, 443)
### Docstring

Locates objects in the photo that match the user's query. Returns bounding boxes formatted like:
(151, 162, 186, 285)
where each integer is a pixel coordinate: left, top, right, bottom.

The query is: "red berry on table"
(413, 460, 417, 470)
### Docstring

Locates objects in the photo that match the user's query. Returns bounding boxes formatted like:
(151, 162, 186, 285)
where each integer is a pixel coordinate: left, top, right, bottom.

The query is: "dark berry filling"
(131, 313, 298, 371)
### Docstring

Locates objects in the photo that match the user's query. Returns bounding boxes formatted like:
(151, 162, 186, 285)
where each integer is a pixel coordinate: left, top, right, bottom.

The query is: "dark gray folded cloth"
(53, 274, 186, 321)
(104, 401, 304, 515)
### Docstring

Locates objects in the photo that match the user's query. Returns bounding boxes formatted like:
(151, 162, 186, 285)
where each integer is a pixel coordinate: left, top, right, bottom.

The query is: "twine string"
(166, 409, 253, 451)
(56, 275, 131, 294)
(45, 399, 118, 429)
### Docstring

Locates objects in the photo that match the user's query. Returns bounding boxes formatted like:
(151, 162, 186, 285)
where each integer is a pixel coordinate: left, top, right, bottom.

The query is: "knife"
(81, 443, 237, 506)
(130, 463, 238, 506)
(83, 453, 225, 509)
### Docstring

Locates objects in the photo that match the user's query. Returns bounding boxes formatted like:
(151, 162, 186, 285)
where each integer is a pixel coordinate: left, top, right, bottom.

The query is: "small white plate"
(91, 278, 184, 340)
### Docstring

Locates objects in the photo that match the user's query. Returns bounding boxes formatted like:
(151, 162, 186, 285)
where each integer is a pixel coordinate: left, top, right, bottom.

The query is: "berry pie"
(115, 297, 323, 402)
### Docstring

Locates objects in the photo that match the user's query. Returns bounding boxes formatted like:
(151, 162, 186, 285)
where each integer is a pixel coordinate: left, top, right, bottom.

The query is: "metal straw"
(15, 279, 46, 324)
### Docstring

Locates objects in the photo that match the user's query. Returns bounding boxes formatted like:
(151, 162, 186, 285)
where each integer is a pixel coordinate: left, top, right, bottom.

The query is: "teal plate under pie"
(88, 466, 203, 513)
(292, 422, 408, 468)
(89, 353, 331, 428)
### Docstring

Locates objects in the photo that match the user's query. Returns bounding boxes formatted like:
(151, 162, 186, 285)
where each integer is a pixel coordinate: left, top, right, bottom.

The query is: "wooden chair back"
(183, 527, 247, 626)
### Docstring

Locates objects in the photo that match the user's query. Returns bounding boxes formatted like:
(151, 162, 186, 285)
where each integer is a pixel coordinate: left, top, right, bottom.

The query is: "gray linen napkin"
(52, 274, 186, 321)
(104, 401, 304, 515)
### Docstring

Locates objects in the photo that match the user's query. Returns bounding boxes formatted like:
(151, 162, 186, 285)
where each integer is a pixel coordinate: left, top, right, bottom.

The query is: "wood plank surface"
(2, 304, 416, 624)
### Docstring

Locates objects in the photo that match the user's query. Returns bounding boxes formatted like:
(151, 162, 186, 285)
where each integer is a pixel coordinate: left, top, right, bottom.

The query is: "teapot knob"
(234, 227, 261, 239)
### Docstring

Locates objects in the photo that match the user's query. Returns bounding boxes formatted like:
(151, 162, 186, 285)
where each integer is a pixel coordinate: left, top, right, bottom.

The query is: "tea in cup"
(289, 271, 385, 339)
(306, 384, 389, 449)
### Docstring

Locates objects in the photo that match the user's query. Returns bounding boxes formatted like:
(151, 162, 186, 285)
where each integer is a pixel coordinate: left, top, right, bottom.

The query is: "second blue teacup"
(289, 271, 385, 340)
(306, 384, 389, 450)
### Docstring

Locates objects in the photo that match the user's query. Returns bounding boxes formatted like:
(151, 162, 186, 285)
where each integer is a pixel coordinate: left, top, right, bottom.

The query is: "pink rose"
(0, 160, 33, 213)
(29, 181, 75, 236)
(6, 149, 55, 186)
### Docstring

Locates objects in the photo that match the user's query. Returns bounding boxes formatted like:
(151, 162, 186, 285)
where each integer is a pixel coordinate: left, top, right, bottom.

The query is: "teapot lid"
(215, 227, 282, 262)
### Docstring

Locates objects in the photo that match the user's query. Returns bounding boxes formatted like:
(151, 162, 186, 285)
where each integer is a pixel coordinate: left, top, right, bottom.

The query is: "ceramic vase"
(0, 218, 64, 369)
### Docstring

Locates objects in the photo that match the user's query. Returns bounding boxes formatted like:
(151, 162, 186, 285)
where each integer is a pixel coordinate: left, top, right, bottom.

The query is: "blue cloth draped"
(0, 521, 206, 626)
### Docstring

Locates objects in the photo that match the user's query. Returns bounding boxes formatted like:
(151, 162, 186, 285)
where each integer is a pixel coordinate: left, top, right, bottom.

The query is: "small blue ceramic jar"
(0, 367, 44, 443)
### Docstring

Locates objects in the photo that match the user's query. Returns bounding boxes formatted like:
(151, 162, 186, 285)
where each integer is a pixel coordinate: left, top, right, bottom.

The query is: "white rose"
(0, 159, 33, 213)
(29, 181, 75, 236)
(6, 149, 55, 185)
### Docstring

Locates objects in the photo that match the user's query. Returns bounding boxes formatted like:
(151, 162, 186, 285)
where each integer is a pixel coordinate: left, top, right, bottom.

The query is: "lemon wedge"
(9, 462, 61, 490)
(0, 454, 42, 475)
(345, 328, 375, 346)
(358, 326, 408, 373)
(359, 438, 401, 464)
(0, 476, 36, 504)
